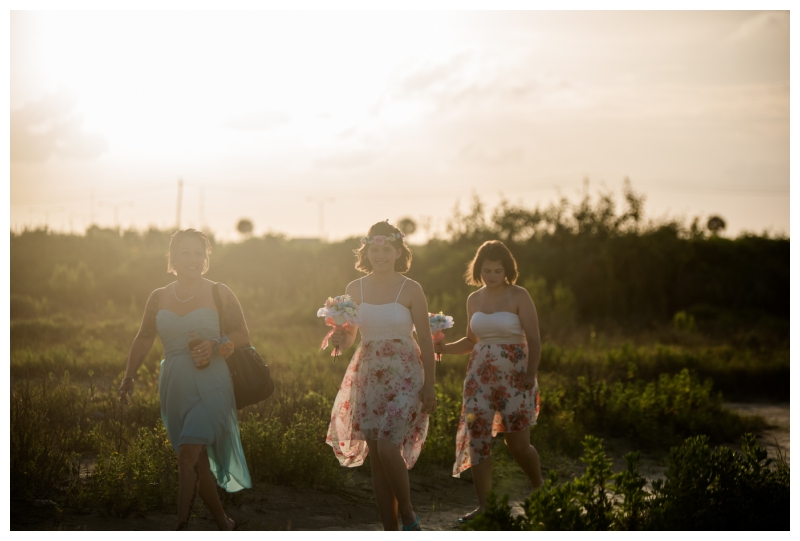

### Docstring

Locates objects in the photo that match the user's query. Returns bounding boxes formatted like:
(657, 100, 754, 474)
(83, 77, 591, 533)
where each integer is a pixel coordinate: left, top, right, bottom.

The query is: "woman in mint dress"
(118, 229, 251, 530)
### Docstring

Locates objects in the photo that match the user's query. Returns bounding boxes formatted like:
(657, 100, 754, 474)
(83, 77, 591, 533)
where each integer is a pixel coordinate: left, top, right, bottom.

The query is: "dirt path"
(4, 448, 681, 531)
(14, 464, 502, 531)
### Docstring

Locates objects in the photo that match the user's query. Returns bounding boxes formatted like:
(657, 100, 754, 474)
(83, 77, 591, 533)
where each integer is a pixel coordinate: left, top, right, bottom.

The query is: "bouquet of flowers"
(429, 311, 454, 361)
(317, 294, 360, 360)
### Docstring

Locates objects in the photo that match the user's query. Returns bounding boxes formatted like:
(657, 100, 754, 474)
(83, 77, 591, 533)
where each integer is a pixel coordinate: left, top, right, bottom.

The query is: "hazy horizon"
(10, 10, 789, 241)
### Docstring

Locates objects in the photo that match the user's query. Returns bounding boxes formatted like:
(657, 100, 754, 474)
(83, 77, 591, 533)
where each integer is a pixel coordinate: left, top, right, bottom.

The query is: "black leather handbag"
(212, 283, 275, 409)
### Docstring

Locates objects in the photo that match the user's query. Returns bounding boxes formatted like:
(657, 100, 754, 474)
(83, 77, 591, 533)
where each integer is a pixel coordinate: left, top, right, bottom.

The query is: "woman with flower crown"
(435, 240, 542, 524)
(326, 220, 437, 531)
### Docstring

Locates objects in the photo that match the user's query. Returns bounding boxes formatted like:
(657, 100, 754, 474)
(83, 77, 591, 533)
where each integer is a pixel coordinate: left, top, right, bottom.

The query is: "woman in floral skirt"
(435, 240, 542, 524)
(326, 220, 437, 531)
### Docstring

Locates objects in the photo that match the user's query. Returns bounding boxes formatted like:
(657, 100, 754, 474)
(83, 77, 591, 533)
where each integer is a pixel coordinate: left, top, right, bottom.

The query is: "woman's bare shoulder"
(467, 288, 485, 302)
(149, 285, 169, 304)
(511, 284, 535, 306)
(345, 278, 363, 293)
(402, 277, 424, 293)
(511, 284, 532, 296)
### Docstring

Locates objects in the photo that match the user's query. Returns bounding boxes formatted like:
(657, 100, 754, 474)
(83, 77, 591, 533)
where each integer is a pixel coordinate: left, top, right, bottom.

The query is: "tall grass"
(9, 307, 778, 518)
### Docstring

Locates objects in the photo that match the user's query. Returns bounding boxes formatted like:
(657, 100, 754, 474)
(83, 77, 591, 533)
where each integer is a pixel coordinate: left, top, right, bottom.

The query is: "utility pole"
(176, 178, 184, 230)
(307, 196, 335, 240)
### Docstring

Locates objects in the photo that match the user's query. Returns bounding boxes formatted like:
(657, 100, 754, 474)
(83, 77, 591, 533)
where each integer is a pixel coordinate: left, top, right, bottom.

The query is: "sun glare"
(33, 11, 458, 162)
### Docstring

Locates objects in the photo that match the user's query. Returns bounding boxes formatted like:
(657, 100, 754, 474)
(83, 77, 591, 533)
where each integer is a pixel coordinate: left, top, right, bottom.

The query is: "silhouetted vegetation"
(9, 184, 788, 528)
(463, 434, 789, 530)
(12, 184, 788, 344)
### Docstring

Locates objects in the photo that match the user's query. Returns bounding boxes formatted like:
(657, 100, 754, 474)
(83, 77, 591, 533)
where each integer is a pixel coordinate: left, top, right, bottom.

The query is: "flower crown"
(360, 232, 405, 245)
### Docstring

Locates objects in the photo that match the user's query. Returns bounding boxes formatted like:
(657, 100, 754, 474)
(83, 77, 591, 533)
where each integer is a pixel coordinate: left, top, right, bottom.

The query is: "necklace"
(173, 282, 202, 303)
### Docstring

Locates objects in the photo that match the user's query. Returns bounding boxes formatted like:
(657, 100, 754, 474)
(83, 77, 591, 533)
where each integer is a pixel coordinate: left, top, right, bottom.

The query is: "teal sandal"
(402, 515, 421, 531)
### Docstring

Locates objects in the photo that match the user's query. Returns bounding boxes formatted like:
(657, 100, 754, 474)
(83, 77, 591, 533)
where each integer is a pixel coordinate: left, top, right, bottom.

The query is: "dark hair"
(465, 240, 518, 286)
(167, 229, 212, 275)
(354, 221, 413, 274)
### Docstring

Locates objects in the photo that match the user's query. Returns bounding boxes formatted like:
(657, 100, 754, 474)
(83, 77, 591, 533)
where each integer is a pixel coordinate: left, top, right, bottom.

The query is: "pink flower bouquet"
(317, 294, 360, 360)
(429, 311, 454, 361)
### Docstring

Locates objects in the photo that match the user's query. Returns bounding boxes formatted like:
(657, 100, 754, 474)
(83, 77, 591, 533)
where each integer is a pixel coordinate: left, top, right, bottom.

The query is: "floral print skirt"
(452, 343, 540, 477)
(326, 336, 429, 469)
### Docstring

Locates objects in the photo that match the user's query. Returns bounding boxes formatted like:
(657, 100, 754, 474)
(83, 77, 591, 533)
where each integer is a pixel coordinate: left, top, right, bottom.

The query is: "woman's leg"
(196, 449, 234, 530)
(375, 438, 418, 529)
(469, 455, 493, 516)
(176, 444, 204, 530)
(504, 427, 544, 490)
(366, 439, 399, 530)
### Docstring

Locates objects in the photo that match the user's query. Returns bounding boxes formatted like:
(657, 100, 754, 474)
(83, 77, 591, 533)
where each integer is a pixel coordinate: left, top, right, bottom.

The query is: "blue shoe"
(402, 514, 420, 531)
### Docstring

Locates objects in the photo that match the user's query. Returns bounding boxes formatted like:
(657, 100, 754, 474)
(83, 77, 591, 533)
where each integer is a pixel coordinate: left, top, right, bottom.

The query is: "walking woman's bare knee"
(177, 444, 203, 472)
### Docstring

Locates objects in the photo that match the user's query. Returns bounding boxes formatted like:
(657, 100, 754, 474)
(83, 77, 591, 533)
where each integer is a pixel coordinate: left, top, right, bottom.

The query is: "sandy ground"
(13, 402, 789, 531)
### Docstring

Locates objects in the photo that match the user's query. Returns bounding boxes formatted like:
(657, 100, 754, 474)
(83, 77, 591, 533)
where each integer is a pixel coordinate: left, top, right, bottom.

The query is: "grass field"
(10, 205, 790, 529)
(10, 299, 788, 530)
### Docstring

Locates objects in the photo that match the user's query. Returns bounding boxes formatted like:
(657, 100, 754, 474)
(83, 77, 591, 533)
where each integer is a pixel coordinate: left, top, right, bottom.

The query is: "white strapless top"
(358, 302, 414, 341)
(357, 277, 414, 341)
(470, 311, 526, 345)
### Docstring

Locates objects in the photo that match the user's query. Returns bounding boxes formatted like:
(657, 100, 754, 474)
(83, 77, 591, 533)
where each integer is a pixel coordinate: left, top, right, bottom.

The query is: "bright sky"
(9, 10, 790, 240)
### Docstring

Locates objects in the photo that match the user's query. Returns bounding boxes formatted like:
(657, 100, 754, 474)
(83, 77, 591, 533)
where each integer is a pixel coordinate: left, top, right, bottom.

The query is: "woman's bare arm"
(218, 283, 250, 348)
(119, 289, 161, 402)
(438, 294, 479, 355)
(516, 286, 541, 375)
(408, 280, 437, 413)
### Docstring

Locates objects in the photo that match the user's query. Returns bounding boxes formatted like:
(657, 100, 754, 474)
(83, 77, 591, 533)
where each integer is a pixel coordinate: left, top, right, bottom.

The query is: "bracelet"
(122, 376, 135, 383)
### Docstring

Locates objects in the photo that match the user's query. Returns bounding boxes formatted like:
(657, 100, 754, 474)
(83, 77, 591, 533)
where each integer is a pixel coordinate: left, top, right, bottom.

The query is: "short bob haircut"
(465, 240, 519, 286)
(167, 228, 212, 275)
(354, 221, 413, 274)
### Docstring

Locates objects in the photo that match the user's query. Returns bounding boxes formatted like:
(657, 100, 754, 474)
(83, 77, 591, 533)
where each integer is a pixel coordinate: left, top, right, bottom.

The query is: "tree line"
(10, 183, 788, 342)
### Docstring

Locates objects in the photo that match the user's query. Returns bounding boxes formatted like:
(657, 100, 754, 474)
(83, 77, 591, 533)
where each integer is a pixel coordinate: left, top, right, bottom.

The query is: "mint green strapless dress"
(156, 307, 251, 492)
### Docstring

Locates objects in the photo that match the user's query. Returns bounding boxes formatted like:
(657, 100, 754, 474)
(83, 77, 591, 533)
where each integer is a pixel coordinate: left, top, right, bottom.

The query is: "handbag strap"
(211, 282, 226, 336)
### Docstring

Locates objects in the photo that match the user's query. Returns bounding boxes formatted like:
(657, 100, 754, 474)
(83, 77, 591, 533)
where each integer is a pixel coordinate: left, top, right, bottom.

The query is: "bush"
(72, 425, 178, 517)
(465, 433, 789, 530)
(10, 373, 93, 499)
(648, 434, 790, 530)
(573, 369, 764, 448)
(239, 391, 345, 490)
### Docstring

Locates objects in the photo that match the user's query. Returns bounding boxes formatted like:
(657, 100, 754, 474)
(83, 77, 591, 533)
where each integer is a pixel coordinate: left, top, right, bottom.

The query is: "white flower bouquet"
(429, 311, 454, 361)
(317, 294, 360, 360)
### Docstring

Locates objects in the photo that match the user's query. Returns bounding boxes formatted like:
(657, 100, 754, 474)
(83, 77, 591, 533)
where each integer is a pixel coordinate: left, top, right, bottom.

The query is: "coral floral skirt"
(326, 336, 429, 469)
(453, 342, 540, 477)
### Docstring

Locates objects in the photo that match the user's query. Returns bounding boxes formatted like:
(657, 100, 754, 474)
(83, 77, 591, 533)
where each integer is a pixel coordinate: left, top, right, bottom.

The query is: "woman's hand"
(419, 383, 437, 414)
(191, 339, 216, 368)
(118, 377, 134, 406)
(434, 341, 444, 355)
(329, 328, 345, 350)
(522, 371, 537, 391)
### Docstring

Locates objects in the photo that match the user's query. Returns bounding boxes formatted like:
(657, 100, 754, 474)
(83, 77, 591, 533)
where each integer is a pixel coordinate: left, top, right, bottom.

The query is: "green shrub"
(465, 433, 789, 530)
(530, 385, 585, 457)
(72, 425, 178, 517)
(240, 391, 345, 490)
(415, 381, 463, 467)
(573, 369, 763, 448)
(648, 434, 790, 530)
(10, 373, 93, 499)
(672, 311, 696, 332)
